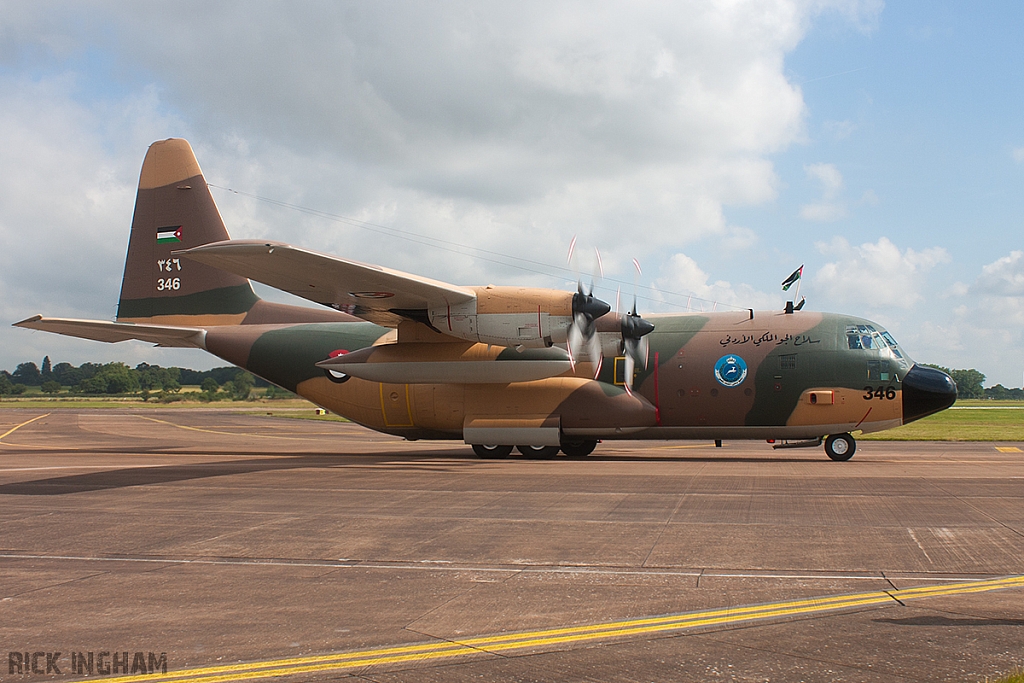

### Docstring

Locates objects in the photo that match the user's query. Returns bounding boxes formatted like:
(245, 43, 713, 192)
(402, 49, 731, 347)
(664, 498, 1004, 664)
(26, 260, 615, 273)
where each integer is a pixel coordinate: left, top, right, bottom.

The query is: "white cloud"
(1012, 147, 1024, 163)
(0, 1, 886, 372)
(806, 163, 844, 197)
(972, 250, 1024, 297)
(869, 251, 1024, 387)
(964, 251, 1024, 332)
(812, 236, 950, 309)
(800, 202, 847, 222)
(799, 162, 847, 221)
(656, 253, 781, 311)
(822, 0, 885, 32)
(859, 188, 879, 206)
(823, 119, 856, 140)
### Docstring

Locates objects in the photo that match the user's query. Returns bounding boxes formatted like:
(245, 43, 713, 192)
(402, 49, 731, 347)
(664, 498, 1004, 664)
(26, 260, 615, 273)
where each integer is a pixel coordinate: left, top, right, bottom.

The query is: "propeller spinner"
(619, 258, 655, 391)
(568, 284, 610, 376)
(566, 238, 609, 377)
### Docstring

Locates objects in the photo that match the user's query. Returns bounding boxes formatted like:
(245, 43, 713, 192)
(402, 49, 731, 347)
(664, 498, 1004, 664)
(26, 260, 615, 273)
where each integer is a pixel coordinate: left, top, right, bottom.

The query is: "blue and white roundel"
(714, 354, 748, 387)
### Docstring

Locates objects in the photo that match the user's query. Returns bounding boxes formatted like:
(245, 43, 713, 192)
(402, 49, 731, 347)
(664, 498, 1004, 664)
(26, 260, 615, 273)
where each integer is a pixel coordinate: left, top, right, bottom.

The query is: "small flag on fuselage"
(157, 226, 182, 243)
(782, 265, 803, 291)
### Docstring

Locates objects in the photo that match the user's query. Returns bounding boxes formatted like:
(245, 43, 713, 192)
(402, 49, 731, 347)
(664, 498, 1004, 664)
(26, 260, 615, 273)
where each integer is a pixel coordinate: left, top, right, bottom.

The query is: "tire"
(473, 444, 512, 459)
(560, 440, 597, 457)
(516, 445, 560, 459)
(824, 433, 856, 461)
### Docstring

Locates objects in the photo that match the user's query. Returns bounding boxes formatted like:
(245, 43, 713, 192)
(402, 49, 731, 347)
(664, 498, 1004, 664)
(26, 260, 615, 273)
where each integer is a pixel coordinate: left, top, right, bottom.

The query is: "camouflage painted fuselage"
(201, 307, 914, 442)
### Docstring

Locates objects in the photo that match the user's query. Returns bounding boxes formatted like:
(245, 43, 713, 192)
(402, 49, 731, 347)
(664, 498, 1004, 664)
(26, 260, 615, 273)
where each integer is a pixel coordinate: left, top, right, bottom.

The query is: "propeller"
(618, 259, 655, 392)
(566, 237, 610, 377)
(568, 282, 610, 376)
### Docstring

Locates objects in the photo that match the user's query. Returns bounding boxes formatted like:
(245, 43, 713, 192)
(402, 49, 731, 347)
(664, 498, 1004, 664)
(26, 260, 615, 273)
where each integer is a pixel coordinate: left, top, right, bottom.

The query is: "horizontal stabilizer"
(13, 316, 206, 349)
(177, 240, 475, 327)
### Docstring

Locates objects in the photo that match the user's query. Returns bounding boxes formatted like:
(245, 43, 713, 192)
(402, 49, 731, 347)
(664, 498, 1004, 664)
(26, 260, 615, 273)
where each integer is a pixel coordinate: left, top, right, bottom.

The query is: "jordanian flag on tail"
(781, 265, 803, 291)
(157, 226, 182, 243)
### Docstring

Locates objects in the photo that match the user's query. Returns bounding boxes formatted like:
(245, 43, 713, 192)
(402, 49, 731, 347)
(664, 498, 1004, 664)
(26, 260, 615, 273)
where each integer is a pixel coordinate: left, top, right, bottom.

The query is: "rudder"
(117, 138, 259, 325)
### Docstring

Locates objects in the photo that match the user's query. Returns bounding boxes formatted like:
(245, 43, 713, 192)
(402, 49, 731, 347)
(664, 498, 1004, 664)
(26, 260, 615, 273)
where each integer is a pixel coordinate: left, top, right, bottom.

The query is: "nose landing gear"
(824, 433, 856, 461)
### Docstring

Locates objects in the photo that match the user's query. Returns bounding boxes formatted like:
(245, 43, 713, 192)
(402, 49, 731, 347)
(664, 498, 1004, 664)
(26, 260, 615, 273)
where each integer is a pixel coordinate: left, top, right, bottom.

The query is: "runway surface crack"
(2, 570, 110, 600)
(928, 480, 1024, 542)
(640, 464, 703, 568)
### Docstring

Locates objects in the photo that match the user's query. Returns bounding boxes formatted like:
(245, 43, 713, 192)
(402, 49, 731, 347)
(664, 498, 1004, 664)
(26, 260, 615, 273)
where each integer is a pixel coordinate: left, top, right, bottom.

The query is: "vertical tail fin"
(116, 138, 259, 325)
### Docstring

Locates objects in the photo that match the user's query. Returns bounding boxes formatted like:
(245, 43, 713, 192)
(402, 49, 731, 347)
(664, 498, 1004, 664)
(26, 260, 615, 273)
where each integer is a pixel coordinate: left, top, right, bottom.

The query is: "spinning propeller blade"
(566, 238, 610, 376)
(619, 259, 655, 390)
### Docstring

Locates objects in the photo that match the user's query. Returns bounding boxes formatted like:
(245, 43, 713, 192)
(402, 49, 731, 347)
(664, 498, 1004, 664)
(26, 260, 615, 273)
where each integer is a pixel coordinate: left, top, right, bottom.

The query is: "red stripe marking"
(854, 407, 872, 429)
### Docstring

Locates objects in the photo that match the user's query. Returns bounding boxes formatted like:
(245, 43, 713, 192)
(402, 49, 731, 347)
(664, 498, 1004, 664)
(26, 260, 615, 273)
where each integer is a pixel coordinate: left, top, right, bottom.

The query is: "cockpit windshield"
(880, 331, 903, 358)
(846, 324, 879, 350)
(845, 323, 908, 364)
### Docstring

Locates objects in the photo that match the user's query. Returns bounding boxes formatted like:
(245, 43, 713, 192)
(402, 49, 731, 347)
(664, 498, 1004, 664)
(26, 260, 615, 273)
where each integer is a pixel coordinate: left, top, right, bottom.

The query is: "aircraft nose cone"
(902, 364, 957, 424)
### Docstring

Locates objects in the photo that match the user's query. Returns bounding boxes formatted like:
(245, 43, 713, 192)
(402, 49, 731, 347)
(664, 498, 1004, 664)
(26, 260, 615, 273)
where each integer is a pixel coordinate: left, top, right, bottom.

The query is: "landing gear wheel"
(560, 440, 597, 457)
(824, 433, 856, 461)
(473, 444, 512, 459)
(516, 445, 560, 459)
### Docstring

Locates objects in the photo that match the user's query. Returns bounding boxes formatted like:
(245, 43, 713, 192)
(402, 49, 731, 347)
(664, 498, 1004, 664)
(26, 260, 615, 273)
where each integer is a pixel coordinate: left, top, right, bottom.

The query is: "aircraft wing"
(177, 240, 476, 327)
(13, 316, 207, 349)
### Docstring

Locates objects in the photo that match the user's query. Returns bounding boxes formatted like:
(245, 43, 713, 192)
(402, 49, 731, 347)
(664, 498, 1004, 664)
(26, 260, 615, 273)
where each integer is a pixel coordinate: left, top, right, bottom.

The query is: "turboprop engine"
(429, 286, 611, 349)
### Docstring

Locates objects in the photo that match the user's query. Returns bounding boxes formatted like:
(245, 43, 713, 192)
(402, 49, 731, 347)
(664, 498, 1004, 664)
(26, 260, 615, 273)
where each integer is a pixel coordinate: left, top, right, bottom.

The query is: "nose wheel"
(824, 433, 856, 461)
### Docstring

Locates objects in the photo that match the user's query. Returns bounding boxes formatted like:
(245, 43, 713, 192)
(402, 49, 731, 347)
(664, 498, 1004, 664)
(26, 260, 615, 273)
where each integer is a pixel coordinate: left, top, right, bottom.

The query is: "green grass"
(0, 397, 155, 409)
(991, 670, 1024, 683)
(861, 400, 1024, 441)
(0, 395, 318, 410)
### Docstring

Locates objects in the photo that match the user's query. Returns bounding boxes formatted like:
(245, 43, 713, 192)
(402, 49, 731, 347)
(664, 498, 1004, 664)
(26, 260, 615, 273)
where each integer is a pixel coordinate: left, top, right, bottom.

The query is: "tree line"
(2, 357, 1019, 401)
(920, 365, 1021, 400)
(0, 357, 293, 402)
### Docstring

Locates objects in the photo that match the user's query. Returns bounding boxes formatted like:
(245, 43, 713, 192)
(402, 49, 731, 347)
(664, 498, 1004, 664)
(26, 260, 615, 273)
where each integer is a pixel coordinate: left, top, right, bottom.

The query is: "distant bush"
(79, 362, 140, 395)
(264, 385, 296, 400)
(983, 384, 1024, 400)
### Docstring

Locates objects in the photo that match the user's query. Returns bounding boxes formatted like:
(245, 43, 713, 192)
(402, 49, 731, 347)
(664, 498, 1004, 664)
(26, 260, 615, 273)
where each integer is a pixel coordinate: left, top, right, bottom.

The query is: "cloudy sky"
(2, 1, 1022, 386)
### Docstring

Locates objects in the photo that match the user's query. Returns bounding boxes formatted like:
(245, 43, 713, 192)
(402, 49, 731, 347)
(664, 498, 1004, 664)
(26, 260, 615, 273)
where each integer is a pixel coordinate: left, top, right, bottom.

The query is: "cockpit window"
(879, 331, 904, 359)
(846, 324, 878, 350)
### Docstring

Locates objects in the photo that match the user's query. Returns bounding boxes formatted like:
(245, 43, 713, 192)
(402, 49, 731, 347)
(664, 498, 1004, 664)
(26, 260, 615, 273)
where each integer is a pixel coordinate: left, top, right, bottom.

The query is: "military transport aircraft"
(15, 139, 957, 461)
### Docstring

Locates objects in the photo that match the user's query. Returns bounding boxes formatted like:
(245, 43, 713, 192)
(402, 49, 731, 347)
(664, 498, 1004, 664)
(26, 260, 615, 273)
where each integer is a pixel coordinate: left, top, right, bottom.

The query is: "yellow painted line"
(0, 440, 80, 450)
(0, 413, 50, 442)
(131, 416, 324, 441)
(996, 446, 1022, 453)
(92, 574, 1024, 683)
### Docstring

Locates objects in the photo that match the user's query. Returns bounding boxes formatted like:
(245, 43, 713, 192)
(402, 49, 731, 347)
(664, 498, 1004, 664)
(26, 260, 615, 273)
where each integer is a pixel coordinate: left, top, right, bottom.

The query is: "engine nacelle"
(429, 286, 574, 348)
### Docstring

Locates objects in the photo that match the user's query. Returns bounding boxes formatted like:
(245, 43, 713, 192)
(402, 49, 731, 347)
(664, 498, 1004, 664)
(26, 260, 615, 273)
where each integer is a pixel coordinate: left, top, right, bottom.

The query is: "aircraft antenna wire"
(208, 183, 750, 313)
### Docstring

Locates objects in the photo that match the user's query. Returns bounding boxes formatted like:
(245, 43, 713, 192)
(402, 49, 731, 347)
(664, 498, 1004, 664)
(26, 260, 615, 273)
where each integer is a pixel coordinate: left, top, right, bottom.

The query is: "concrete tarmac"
(1, 407, 1023, 682)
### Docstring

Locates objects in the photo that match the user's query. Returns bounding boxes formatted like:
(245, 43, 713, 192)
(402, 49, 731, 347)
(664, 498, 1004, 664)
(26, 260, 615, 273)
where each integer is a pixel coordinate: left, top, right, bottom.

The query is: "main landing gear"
(824, 433, 856, 461)
(471, 444, 513, 459)
(472, 440, 598, 459)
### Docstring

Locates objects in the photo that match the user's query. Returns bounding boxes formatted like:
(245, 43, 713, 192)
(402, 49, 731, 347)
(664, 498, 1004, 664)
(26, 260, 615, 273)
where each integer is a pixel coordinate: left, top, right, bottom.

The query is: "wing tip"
(12, 314, 43, 328)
